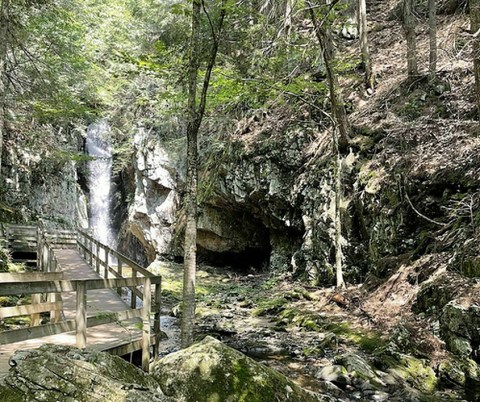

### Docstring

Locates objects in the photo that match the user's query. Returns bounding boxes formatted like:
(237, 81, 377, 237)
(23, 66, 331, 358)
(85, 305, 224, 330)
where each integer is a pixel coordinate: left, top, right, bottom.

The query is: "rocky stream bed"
(149, 261, 480, 402)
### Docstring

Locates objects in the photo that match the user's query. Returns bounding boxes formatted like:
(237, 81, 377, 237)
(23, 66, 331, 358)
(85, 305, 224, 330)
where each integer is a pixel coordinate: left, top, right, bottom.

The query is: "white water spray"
(86, 120, 115, 247)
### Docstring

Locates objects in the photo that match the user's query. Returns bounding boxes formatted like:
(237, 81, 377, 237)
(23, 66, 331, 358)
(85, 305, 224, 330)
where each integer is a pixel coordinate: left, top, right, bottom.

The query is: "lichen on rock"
(4, 344, 172, 402)
(152, 336, 338, 402)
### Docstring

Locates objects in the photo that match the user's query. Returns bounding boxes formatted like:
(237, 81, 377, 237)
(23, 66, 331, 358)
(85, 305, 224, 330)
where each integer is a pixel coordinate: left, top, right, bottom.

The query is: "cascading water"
(86, 120, 115, 247)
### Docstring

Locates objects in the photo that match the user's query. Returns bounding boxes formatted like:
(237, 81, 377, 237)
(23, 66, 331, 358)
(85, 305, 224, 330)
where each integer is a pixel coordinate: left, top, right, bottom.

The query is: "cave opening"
(197, 244, 272, 271)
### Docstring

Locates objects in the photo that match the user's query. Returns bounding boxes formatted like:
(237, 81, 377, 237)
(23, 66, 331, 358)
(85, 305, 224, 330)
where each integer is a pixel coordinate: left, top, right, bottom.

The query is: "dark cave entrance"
(197, 244, 272, 271)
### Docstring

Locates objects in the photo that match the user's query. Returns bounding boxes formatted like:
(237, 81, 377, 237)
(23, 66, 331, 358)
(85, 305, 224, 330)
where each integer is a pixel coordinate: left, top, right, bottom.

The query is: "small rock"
(316, 365, 349, 386)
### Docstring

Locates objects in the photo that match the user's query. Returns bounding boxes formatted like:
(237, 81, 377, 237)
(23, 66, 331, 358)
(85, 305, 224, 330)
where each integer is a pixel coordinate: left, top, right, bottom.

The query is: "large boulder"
(440, 297, 480, 358)
(4, 344, 172, 402)
(152, 336, 338, 402)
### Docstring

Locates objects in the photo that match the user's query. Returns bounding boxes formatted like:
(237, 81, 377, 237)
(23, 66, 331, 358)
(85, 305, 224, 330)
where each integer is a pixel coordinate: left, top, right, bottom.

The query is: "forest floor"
(153, 260, 472, 402)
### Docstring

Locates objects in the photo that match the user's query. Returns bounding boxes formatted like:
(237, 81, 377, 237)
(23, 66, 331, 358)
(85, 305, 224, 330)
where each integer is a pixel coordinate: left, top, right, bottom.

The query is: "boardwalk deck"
(0, 248, 144, 380)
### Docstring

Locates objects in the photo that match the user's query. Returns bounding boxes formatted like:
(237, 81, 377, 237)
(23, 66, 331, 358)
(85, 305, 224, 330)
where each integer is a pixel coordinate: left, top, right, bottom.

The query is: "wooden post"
(142, 277, 151, 372)
(105, 247, 109, 279)
(36, 227, 42, 269)
(49, 258, 61, 324)
(76, 281, 87, 348)
(30, 293, 41, 326)
(88, 238, 93, 266)
(95, 242, 100, 274)
(131, 269, 137, 309)
(153, 280, 161, 361)
(47, 248, 53, 273)
(42, 243, 48, 272)
(117, 259, 123, 295)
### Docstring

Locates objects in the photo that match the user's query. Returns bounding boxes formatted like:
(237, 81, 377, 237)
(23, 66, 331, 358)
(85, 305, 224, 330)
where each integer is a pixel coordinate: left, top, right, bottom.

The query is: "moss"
(375, 351, 438, 394)
(252, 297, 287, 317)
(461, 257, 480, 278)
(153, 336, 323, 402)
(0, 384, 24, 402)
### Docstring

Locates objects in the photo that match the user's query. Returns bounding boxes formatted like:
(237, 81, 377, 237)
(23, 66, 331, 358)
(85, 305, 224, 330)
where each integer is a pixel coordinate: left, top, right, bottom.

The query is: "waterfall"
(86, 120, 115, 247)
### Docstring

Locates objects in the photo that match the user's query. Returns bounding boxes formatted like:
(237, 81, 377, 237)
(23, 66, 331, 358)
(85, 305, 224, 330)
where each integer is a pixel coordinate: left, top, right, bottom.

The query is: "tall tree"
(472, 0, 480, 113)
(358, 0, 373, 89)
(307, 0, 349, 288)
(307, 1, 349, 153)
(428, 0, 437, 82)
(0, 0, 9, 178)
(403, 0, 418, 78)
(181, 0, 226, 348)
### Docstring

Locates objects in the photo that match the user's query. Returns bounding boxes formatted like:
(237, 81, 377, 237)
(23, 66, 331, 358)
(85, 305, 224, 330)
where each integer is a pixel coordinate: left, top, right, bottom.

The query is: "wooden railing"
(0, 272, 64, 326)
(76, 229, 162, 371)
(0, 225, 162, 373)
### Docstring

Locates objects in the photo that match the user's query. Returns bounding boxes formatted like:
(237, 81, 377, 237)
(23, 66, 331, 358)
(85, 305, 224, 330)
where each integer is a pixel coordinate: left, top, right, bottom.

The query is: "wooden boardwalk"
(0, 229, 161, 379)
(0, 248, 144, 379)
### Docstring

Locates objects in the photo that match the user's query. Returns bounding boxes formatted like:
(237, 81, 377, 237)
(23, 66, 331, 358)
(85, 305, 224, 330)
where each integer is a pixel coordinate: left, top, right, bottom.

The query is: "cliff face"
(1, 127, 88, 228)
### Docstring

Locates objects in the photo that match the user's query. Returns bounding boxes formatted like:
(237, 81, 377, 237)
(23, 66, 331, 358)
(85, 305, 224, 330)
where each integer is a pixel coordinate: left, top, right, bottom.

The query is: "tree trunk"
(403, 0, 418, 78)
(471, 0, 480, 113)
(428, 0, 437, 82)
(357, 0, 373, 89)
(180, 0, 226, 349)
(180, 0, 201, 349)
(335, 152, 345, 288)
(0, 0, 9, 180)
(285, 0, 292, 39)
(308, 1, 349, 288)
(308, 2, 350, 153)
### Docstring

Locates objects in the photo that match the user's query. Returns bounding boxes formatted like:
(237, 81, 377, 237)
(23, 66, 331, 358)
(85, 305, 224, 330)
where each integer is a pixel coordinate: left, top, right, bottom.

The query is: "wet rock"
(152, 336, 339, 402)
(4, 345, 172, 402)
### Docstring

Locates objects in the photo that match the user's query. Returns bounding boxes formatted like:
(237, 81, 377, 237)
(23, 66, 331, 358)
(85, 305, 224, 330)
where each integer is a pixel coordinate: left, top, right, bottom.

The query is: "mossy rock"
(374, 350, 438, 394)
(152, 336, 338, 402)
(438, 358, 480, 387)
(335, 353, 379, 384)
(0, 384, 23, 402)
(440, 298, 480, 358)
(4, 345, 172, 402)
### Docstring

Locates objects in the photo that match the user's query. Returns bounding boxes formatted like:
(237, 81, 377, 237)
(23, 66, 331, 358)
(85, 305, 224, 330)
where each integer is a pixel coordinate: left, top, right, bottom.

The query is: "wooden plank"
(0, 301, 63, 319)
(0, 309, 144, 345)
(0, 272, 63, 282)
(0, 277, 161, 296)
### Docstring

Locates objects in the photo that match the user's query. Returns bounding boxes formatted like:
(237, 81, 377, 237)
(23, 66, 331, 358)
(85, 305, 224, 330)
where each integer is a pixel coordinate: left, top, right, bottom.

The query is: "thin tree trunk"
(307, 1, 349, 288)
(471, 0, 480, 113)
(308, 2, 350, 153)
(358, 0, 373, 89)
(180, 0, 226, 349)
(428, 0, 437, 82)
(403, 0, 418, 78)
(335, 152, 345, 288)
(0, 0, 9, 180)
(180, 0, 201, 349)
(285, 0, 292, 39)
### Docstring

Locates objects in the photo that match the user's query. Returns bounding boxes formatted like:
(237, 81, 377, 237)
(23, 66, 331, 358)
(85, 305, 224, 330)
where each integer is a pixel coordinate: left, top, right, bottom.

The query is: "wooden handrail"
(0, 223, 162, 372)
(0, 276, 161, 296)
